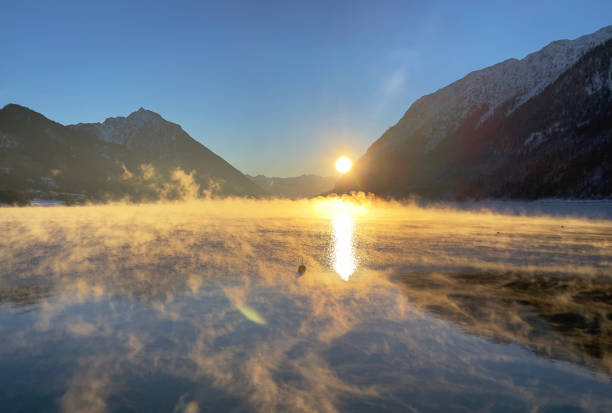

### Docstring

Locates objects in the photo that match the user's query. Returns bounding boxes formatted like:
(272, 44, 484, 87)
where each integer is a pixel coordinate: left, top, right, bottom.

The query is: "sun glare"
(336, 156, 352, 174)
(332, 210, 357, 281)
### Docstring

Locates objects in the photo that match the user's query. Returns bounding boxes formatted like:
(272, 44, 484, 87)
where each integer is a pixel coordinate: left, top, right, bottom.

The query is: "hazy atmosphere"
(1, 1, 611, 412)
(2, 198, 611, 412)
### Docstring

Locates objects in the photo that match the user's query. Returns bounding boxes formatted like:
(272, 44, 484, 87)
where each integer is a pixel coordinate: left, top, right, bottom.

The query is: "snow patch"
(523, 122, 566, 147)
(0, 131, 17, 148)
(40, 177, 58, 188)
(392, 26, 612, 154)
(608, 57, 612, 92)
(70, 108, 179, 148)
(585, 71, 604, 95)
(576, 119, 591, 129)
(29, 199, 65, 207)
(523, 131, 544, 147)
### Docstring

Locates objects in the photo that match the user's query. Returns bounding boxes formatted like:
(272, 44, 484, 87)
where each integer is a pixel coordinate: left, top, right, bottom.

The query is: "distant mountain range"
(0, 105, 266, 203)
(335, 26, 612, 199)
(3, 26, 611, 204)
(247, 174, 336, 198)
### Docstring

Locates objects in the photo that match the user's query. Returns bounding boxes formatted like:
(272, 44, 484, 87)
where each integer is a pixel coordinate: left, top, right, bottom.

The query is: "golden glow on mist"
(314, 197, 367, 218)
(3, 195, 609, 284)
(335, 156, 352, 174)
(315, 198, 363, 281)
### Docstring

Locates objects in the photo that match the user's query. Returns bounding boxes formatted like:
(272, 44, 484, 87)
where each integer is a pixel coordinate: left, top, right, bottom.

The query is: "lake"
(1, 197, 611, 412)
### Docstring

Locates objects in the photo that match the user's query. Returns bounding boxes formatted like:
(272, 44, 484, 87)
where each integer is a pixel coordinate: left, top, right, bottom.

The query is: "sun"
(336, 156, 352, 174)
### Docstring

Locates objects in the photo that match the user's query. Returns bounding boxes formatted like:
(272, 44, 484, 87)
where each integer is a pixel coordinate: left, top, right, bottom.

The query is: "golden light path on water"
(1, 196, 611, 412)
(316, 198, 364, 281)
(332, 211, 357, 281)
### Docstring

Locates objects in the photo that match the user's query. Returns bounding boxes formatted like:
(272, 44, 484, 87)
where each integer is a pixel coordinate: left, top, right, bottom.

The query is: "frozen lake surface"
(1, 197, 611, 412)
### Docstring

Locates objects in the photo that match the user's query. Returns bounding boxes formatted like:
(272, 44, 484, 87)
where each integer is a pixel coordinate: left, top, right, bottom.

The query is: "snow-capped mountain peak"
(336, 25, 612, 199)
(127, 107, 164, 124)
(381, 25, 612, 153)
(72, 108, 180, 147)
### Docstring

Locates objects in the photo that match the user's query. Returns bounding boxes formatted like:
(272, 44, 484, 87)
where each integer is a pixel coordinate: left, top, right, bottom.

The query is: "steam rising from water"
(0, 195, 611, 412)
(2, 194, 608, 281)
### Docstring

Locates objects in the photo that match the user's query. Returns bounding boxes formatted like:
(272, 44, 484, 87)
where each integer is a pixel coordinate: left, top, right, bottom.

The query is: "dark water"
(1, 200, 611, 412)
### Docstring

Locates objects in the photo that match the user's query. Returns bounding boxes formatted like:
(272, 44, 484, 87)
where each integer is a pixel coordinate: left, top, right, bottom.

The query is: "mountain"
(335, 26, 612, 199)
(247, 174, 337, 198)
(0, 104, 266, 203)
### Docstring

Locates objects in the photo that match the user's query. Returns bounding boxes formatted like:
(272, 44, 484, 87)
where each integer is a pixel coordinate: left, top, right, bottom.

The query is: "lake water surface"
(1, 198, 611, 412)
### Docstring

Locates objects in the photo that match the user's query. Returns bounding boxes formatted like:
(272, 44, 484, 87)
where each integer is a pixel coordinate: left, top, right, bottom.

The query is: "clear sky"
(2, 1, 611, 177)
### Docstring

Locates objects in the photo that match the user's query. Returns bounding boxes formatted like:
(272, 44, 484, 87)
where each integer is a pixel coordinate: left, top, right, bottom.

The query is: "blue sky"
(2, 1, 611, 176)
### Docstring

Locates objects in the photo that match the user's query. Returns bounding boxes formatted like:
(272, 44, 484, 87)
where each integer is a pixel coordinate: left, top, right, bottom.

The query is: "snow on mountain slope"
(0, 104, 267, 199)
(335, 26, 612, 199)
(72, 108, 181, 148)
(0, 131, 17, 149)
(375, 25, 612, 154)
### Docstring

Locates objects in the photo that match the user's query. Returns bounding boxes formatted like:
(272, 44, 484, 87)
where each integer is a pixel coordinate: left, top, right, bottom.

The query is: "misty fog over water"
(1, 197, 611, 412)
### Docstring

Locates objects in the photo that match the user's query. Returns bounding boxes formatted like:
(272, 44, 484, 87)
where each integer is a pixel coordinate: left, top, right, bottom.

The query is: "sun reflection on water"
(1, 198, 612, 412)
(331, 210, 357, 281)
(315, 198, 364, 281)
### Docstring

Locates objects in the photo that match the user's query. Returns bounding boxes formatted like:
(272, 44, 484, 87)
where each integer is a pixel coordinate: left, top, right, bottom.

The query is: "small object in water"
(296, 256, 306, 278)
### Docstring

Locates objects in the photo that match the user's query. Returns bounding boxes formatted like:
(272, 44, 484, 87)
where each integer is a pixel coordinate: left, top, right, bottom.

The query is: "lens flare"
(239, 305, 267, 325)
(335, 156, 352, 174)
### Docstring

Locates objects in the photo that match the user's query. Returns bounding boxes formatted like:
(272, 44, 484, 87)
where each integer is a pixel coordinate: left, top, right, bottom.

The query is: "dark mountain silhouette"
(335, 26, 612, 199)
(247, 174, 337, 198)
(0, 104, 266, 203)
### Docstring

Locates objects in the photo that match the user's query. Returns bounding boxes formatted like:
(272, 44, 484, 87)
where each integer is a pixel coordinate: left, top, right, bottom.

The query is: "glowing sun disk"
(336, 156, 352, 174)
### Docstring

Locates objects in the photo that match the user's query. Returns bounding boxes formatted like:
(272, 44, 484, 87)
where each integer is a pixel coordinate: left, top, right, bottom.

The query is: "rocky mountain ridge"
(0, 104, 266, 203)
(335, 26, 612, 199)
